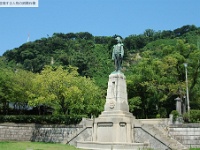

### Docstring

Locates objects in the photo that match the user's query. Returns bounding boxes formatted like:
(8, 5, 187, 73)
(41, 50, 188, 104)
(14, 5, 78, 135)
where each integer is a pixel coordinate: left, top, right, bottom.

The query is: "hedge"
(183, 110, 200, 123)
(189, 110, 200, 123)
(0, 115, 87, 125)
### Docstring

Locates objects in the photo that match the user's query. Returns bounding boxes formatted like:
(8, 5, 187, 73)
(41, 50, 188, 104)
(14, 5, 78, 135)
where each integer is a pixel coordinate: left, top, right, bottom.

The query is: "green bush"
(189, 110, 200, 123)
(170, 110, 179, 122)
(183, 112, 189, 123)
(0, 115, 86, 125)
(183, 110, 200, 123)
(158, 107, 167, 118)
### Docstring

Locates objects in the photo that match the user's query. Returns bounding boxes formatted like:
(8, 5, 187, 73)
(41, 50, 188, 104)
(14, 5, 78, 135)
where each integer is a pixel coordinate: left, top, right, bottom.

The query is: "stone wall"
(0, 123, 34, 141)
(139, 118, 169, 125)
(0, 123, 74, 142)
(0, 122, 92, 145)
(169, 124, 200, 148)
(0, 121, 200, 149)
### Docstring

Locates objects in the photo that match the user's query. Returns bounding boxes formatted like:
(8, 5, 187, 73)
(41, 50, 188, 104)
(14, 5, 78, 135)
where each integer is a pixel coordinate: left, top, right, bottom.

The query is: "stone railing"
(139, 118, 169, 125)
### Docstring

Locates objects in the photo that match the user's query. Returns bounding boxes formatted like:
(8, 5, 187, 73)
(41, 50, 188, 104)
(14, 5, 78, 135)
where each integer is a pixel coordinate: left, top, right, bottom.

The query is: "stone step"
(141, 124, 189, 150)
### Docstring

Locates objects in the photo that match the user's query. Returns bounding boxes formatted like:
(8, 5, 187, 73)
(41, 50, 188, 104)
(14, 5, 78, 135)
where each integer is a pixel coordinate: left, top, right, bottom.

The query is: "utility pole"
(183, 63, 190, 116)
(27, 33, 30, 42)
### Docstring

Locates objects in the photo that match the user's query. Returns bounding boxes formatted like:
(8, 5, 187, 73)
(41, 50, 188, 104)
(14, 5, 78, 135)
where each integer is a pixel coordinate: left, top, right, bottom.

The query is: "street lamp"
(183, 63, 190, 115)
(183, 95, 186, 114)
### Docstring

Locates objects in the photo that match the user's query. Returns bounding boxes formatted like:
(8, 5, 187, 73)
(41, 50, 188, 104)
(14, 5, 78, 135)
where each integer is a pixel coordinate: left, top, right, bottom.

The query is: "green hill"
(0, 25, 200, 119)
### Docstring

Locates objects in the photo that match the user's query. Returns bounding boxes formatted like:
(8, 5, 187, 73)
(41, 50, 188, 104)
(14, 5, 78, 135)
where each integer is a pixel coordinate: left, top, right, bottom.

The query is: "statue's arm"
(121, 45, 124, 58)
(112, 46, 115, 60)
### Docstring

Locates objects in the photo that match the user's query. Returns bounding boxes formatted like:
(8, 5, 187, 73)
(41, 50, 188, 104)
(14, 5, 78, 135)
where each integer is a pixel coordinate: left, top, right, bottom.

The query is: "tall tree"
(28, 66, 104, 116)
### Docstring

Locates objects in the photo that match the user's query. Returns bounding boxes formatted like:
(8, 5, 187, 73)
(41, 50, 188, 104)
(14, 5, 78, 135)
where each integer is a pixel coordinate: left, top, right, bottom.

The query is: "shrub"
(183, 112, 189, 123)
(158, 107, 167, 118)
(170, 110, 179, 122)
(0, 115, 86, 125)
(189, 110, 200, 123)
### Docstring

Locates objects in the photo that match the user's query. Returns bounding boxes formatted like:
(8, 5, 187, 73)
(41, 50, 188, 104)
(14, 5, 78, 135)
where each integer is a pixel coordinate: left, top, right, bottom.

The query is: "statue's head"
(115, 36, 122, 43)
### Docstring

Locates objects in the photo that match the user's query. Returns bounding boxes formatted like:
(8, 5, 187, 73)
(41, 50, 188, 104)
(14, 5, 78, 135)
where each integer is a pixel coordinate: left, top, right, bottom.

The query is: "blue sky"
(0, 0, 200, 56)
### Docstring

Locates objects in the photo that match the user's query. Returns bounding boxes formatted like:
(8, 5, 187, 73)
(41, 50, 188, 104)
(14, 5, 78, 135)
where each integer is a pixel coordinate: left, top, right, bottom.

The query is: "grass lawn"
(0, 141, 81, 150)
(0, 141, 199, 150)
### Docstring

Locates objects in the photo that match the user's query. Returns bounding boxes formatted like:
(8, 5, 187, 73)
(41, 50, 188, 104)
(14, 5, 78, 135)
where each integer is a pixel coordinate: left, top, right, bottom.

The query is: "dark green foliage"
(183, 112, 190, 123)
(173, 25, 197, 37)
(3, 32, 114, 81)
(161, 30, 175, 39)
(126, 25, 200, 119)
(158, 107, 167, 118)
(0, 115, 86, 124)
(170, 110, 180, 122)
(189, 110, 200, 123)
(143, 39, 177, 52)
(183, 110, 200, 123)
(1, 25, 200, 120)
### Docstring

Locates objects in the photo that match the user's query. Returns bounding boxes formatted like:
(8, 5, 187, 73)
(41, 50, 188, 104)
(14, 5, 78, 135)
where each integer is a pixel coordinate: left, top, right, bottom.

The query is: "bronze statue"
(112, 37, 124, 71)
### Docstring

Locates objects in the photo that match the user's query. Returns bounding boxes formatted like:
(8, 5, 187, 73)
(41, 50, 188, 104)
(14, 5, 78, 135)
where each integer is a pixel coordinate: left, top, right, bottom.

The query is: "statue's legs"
(114, 54, 122, 71)
(118, 56, 122, 70)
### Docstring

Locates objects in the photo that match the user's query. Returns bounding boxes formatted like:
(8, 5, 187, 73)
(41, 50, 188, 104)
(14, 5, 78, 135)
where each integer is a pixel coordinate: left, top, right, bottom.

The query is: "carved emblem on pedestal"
(109, 100, 115, 109)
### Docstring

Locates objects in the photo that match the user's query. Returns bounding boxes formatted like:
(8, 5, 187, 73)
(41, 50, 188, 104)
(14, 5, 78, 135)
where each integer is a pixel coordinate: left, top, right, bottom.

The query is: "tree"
(11, 70, 35, 111)
(143, 29, 155, 41)
(28, 66, 104, 116)
(173, 25, 197, 37)
(127, 39, 200, 118)
(1, 26, 200, 118)
(0, 68, 13, 114)
(127, 43, 187, 118)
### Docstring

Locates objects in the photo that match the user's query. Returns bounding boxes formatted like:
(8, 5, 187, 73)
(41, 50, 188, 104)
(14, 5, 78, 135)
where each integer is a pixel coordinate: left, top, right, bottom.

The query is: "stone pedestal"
(77, 72, 149, 149)
(93, 72, 135, 143)
(104, 72, 129, 112)
(92, 113, 135, 143)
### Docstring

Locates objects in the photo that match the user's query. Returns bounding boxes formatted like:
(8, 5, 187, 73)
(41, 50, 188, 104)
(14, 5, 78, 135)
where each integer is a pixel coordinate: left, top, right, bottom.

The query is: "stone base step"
(77, 141, 149, 150)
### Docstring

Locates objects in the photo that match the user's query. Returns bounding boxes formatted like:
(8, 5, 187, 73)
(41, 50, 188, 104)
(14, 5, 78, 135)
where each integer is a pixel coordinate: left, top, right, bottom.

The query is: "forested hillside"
(0, 25, 200, 119)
